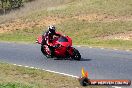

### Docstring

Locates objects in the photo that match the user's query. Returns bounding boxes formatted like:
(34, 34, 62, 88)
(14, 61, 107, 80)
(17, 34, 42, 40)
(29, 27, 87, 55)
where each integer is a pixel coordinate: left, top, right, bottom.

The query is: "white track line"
(12, 64, 79, 78)
(89, 47, 92, 48)
(114, 49, 118, 50)
(42, 69, 79, 78)
(77, 46, 81, 47)
(30, 67, 35, 69)
(12, 64, 123, 88)
(126, 50, 130, 52)
(24, 66, 29, 68)
(75, 45, 131, 52)
(100, 48, 104, 49)
(17, 65, 22, 67)
(112, 86, 121, 88)
(13, 64, 17, 65)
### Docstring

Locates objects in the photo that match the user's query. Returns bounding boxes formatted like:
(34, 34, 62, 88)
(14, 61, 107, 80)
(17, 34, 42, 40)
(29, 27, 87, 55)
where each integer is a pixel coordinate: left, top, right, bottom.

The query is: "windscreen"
(58, 36, 68, 42)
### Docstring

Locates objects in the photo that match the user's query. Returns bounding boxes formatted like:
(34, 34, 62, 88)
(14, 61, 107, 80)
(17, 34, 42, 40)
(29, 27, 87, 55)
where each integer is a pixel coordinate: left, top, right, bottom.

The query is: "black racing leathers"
(41, 31, 61, 57)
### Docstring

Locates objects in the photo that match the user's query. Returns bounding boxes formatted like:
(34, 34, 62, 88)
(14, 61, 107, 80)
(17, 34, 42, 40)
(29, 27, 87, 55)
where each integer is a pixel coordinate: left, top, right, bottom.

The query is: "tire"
(41, 46, 45, 55)
(72, 48, 81, 61)
(41, 45, 51, 58)
(79, 77, 91, 86)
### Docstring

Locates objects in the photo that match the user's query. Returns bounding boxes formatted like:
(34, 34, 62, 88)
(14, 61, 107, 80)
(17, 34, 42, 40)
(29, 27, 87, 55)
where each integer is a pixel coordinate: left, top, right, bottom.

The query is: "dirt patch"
(0, 17, 64, 34)
(1, 13, 132, 34)
(73, 14, 132, 22)
(73, 14, 104, 21)
(0, 30, 9, 34)
(99, 31, 132, 40)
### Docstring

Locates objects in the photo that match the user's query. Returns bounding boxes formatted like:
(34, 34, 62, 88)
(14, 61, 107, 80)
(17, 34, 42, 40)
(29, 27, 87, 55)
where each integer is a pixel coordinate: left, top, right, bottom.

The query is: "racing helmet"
(48, 25, 56, 34)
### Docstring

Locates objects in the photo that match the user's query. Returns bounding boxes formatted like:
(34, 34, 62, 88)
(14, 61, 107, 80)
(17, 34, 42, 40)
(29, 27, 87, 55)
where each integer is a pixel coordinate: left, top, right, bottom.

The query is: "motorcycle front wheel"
(41, 45, 52, 58)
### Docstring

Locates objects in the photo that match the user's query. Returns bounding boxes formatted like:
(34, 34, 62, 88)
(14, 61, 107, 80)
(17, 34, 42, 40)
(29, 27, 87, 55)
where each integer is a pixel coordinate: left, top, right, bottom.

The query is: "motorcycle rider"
(41, 25, 61, 58)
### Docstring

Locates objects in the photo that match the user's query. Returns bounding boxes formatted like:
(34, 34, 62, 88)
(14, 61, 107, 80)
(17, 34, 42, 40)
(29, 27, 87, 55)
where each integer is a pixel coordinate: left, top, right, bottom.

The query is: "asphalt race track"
(0, 42, 132, 87)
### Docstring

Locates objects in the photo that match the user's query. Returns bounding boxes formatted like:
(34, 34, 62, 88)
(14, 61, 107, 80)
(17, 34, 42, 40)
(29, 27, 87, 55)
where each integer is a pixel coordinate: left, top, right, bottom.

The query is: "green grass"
(0, 19, 132, 50)
(0, 83, 32, 88)
(0, 62, 106, 88)
(25, 0, 132, 19)
(57, 19, 132, 38)
(0, 28, 42, 43)
(0, 0, 132, 50)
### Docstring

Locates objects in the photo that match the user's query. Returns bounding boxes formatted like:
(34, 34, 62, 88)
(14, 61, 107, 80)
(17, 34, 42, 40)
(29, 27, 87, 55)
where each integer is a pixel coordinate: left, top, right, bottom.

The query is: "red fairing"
(54, 36, 72, 46)
(52, 36, 73, 57)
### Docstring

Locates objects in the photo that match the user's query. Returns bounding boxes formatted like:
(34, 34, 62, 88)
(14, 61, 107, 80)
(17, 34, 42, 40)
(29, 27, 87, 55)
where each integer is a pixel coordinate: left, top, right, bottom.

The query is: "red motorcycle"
(36, 33, 81, 60)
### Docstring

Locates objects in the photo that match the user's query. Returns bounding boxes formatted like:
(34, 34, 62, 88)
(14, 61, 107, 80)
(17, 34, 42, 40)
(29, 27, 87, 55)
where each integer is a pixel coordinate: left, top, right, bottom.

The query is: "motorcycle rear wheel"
(71, 48, 81, 61)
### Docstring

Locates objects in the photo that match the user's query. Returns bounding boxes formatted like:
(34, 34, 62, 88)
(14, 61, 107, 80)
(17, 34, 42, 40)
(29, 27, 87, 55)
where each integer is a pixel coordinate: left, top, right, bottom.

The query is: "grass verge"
(0, 62, 106, 88)
(0, 19, 132, 50)
(0, 0, 132, 50)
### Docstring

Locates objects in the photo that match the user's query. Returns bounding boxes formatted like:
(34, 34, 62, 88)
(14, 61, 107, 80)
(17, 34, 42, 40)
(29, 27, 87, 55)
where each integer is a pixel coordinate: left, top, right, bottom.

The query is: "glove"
(53, 45, 57, 48)
(53, 44, 59, 48)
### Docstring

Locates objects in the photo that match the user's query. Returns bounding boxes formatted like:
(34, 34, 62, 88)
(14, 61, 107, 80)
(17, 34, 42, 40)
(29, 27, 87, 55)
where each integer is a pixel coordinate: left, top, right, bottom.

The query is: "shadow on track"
(53, 58, 92, 61)
(80, 58, 92, 61)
